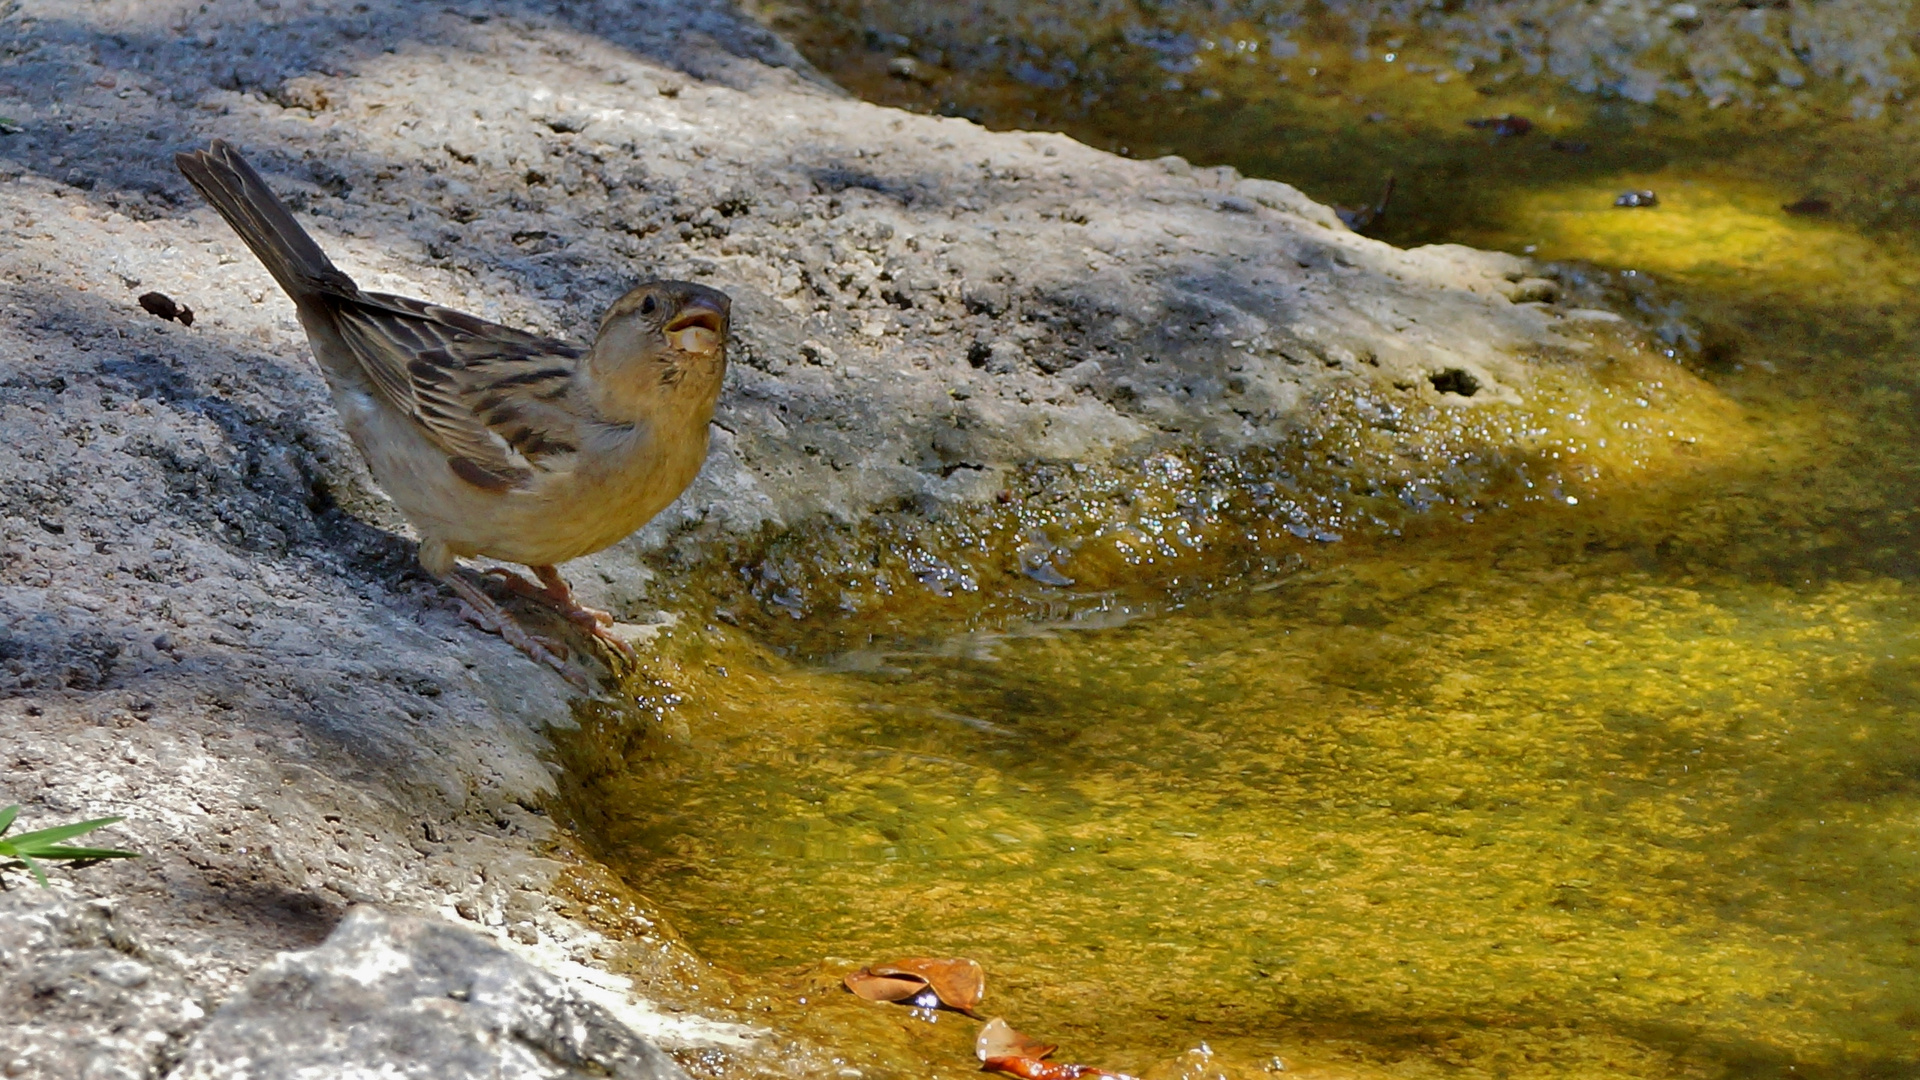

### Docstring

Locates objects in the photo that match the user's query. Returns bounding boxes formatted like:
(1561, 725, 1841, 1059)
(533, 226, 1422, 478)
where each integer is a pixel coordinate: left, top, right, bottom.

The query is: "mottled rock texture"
(0, 891, 204, 1080)
(171, 907, 689, 1080)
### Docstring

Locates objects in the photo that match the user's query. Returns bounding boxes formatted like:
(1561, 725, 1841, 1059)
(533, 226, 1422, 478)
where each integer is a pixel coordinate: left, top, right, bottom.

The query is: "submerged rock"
(782, 0, 1920, 110)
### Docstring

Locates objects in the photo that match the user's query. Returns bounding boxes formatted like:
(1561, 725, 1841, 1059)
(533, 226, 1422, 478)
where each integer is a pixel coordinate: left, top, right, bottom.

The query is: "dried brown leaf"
(843, 966, 932, 1003)
(849, 956, 985, 1015)
(982, 1058, 1135, 1080)
(977, 1018, 1058, 1062)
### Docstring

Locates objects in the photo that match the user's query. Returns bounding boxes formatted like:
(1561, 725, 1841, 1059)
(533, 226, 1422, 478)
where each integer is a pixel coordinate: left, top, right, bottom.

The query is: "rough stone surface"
(0, 0, 1649, 1076)
(0, 891, 204, 1080)
(3, 0, 1597, 575)
(0, 8, 781, 1065)
(171, 906, 689, 1080)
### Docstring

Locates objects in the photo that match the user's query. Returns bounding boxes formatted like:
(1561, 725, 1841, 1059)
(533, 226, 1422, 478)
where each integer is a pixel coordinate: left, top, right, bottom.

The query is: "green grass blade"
(28, 844, 139, 861)
(4, 816, 125, 848)
(15, 854, 49, 888)
(0, 812, 139, 884)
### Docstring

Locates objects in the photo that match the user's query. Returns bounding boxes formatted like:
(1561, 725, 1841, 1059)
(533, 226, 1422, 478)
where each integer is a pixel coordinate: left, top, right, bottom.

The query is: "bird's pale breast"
(336, 382, 709, 567)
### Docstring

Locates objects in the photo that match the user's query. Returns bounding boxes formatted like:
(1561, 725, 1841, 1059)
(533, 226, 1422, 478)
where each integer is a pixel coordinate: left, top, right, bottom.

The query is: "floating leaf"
(982, 1057, 1135, 1080)
(977, 1018, 1058, 1062)
(844, 956, 985, 1015)
(885, 956, 985, 1013)
(845, 966, 934, 1004)
(976, 1018, 1135, 1079)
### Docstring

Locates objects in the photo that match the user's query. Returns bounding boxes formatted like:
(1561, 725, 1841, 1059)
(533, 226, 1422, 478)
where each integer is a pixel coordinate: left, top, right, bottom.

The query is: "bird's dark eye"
(640, 295, 657, 315)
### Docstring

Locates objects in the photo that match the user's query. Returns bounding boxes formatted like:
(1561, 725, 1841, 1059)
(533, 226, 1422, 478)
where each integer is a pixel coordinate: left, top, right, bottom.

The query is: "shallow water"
(572, 9, 1920, 1079)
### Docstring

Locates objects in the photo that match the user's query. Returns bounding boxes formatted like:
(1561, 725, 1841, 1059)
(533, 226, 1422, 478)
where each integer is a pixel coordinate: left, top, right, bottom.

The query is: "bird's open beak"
(665, 302, 726, 356)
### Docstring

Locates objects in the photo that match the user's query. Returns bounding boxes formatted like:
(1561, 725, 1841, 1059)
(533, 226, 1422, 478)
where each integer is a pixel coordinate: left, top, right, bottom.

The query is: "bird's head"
(588, 280, 731, 421)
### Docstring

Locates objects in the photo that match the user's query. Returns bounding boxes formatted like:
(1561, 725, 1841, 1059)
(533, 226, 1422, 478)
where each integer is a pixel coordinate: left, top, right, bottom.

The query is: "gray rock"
(170, 907, 688, 1080)
(0, 0, 1616, 634)
(0, 891, 205, 1080)
(0, 0, 1655, 701)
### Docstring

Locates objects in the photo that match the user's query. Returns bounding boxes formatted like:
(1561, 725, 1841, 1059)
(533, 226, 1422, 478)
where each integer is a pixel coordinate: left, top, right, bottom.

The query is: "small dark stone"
(137, 292, 194, 326)
(1429, 368, 1481, 397)
(1465, 114, 1532, 137)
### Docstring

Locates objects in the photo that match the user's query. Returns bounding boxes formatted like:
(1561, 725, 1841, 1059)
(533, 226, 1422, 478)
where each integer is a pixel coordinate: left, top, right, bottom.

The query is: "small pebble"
(1466, 113, 1532, 137)
(137, 291, 194, 326)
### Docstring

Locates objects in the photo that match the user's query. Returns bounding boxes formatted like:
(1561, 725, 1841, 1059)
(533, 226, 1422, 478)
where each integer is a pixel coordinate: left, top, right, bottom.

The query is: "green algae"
(558, 8, 1920, 1080)
(578, 545, 1920, 1079)
(668, 346, 1746, 654)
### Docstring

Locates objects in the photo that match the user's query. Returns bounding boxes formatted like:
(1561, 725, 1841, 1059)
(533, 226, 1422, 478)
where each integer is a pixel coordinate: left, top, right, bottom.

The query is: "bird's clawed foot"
(484, 564, 638, 665)
(444, 573, 594, 692)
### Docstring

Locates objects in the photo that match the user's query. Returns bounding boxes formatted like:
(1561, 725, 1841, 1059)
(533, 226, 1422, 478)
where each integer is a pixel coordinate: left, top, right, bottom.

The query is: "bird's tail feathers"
(175, 139, 353, 302)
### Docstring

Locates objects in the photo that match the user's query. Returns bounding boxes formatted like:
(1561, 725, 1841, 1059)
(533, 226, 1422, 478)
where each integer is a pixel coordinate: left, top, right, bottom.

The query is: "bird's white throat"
(667, 326, 720, 355)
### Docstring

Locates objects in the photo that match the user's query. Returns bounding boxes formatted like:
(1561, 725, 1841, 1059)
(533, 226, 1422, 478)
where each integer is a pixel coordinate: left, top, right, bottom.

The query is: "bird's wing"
(328, 292, 588, 491)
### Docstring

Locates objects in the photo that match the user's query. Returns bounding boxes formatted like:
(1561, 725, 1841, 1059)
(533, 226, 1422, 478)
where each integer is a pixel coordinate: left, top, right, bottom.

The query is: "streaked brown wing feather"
(326, 291, 586, 489)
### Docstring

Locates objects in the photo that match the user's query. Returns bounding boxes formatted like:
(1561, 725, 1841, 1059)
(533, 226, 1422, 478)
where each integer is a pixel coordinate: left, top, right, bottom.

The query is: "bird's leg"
(484, 564, 636, 664)
(532, 565, 615, 626)
(442, 572, 593, 692)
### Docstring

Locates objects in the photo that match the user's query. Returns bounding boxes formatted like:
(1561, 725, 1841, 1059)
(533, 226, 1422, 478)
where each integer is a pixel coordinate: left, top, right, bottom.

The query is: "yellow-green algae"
(666, 347, 1748, 652)
(555, 9, 1920, 1080)
(579, 544, 1920, 1079)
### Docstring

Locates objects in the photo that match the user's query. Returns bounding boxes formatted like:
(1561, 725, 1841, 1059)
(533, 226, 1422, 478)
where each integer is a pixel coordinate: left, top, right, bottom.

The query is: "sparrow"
(175, 140, 731, 688)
